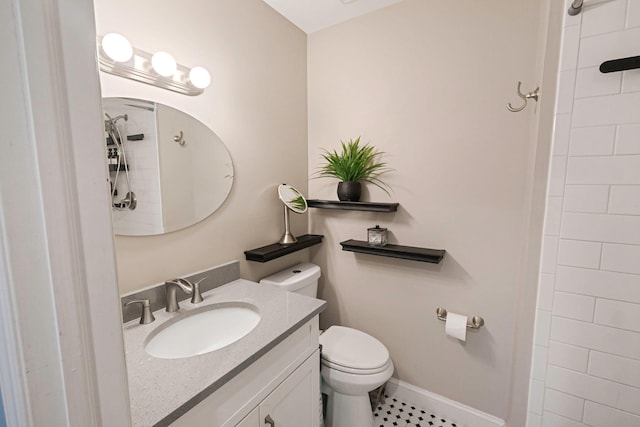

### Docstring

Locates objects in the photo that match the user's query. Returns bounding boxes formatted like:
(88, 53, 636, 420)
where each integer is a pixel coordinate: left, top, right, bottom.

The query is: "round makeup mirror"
(277, 184, 307, 244)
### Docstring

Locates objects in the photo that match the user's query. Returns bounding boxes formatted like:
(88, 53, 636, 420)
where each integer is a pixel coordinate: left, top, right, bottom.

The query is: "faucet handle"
(190, 277, 207, 304)
(125, 299, 155, 324)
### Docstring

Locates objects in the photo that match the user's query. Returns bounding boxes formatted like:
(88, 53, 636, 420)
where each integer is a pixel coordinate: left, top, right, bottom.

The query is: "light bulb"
(151, 51, 177, 77)
(102, 33, 133, 62)
(189, 66, 211, 89)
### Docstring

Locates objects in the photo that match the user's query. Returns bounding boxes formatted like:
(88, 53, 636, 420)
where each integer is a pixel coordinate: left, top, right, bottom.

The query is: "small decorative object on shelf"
(367, 225, 388, 246)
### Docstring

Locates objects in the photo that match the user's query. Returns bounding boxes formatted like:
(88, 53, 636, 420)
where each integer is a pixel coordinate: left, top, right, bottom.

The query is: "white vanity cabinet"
(171, 317, 320, 427)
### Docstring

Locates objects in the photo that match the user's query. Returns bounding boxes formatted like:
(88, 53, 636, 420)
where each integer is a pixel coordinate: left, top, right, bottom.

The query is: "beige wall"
(95, 0, 311, 294)
(308, 0, 547, 419)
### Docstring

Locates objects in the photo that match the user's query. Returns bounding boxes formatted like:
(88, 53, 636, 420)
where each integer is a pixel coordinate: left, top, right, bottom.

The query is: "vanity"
(122, 278, 326, 426)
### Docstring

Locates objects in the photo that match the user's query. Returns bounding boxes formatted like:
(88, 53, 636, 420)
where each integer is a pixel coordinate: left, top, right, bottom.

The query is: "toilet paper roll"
(445, 312, 467, 341)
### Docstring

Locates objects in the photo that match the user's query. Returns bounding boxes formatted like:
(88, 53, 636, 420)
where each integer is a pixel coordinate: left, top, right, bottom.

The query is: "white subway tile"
(609, 185, 640, 214)
(553, 291, 595, 321)
(536, 310, 553, 347)
(541, 411, 584, 427)
(543, 388, 584, 421)
(583, 401, 640, 427)
(627, 0, 640, 29)
(556, 265, 640, 304)
(527, 411, 542, 427)
(574, 66, 621, 99)
(573, 92, 640, 127)
(544, 196, 563, 236)
(538, 273, 556, 311)
(561, 213, 640, 244)
(530, 379, 546, 414)
(563, 185, 609, 213)
(622, 69, 640, 93)
(550, 316, 640, 360)
(561, 25, 581, 71)
(557, 71, 577, 114)
(532, 345, 549, 381)
(541, 237, 559, 274)
(595, 298, 640, 332)
(557, 239, 602, 269)
(566, 155, 640, 185)
(568, 125, 616, 156)
(548, 157, 568, 197)
(601, 243, 640, 274)
(578, 27, 640, 69)
(548, 340, 589, 372)
(553, 114, 572, 156)
(564, 0, 582, 27)
(581, 0, 627, 37)
(546, 365, 640, 415)
(588, 350, 640, 388)
(615, 124, 640, 154)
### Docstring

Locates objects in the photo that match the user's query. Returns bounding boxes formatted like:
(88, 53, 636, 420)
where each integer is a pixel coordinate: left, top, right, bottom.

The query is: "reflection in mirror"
(103, 98, 233, 236)
(277, 184, 307, 245)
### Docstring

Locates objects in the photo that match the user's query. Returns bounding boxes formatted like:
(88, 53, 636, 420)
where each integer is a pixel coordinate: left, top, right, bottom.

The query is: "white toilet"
(260, 263, 394, 427)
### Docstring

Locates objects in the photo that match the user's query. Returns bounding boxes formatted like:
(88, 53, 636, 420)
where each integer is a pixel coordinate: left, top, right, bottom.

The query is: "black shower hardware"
(105, 112, 136, 210)
(600, 55, 640, 73)
(506, 81, 540, 112)
(568, 0, 583, 15)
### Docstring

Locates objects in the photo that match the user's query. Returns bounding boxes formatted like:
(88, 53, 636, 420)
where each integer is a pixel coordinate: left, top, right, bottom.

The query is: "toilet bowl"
(319, 325, 394, 427)
(259, 263, 394, 427)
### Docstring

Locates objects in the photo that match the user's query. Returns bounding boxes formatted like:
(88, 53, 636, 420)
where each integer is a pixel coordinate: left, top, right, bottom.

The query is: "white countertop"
(122, 279, 326, 426)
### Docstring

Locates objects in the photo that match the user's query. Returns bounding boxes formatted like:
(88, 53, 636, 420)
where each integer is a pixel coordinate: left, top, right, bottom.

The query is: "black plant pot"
(337, 181, 362, 202)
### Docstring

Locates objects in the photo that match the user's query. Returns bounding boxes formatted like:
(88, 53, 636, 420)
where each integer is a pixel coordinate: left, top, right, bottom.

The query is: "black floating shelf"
(245, 234, 324, 263)
(306, 199, 399, 212)
(340, 239, 445, 264)
(600, 55, 640, 73)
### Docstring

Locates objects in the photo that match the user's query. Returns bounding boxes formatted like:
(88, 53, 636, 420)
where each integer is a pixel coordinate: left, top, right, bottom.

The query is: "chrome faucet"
(164, 277, 207, 312)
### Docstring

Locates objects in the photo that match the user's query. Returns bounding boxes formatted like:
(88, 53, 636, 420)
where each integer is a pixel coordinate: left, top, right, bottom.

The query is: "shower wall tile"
(569, 125, 616, 156)
(615, 124, 640, 154)
(552, 291, 595, 322)
(588, 350, 640, 388)
(557, 239, 601, 269)
(532, 345, 549, 381)
(609, 185, 640, 214)
(583, 401, 640, 427)
(594, 298, 640, 332)
(531, 2, 640, 426)
(580, 0, 627, 37)
(548, 340, 589, 373)
(574, 67, 621, 99)
(563, 185, 609, 213)
(601, 243, 640, 274)
(543, 388, 584, 421)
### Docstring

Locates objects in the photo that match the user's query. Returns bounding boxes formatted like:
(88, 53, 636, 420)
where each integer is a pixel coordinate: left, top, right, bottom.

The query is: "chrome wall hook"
(507, 81, 539, 112)
(174, 130, 186, 146)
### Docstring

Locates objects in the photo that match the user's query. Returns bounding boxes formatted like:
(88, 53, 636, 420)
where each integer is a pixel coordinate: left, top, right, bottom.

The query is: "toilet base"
(324, 391, 374, 427)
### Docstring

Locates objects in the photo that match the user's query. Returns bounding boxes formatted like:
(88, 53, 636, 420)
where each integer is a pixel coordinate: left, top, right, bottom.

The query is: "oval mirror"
(103, 97, 233, 236)
(278, 184, 307, 214)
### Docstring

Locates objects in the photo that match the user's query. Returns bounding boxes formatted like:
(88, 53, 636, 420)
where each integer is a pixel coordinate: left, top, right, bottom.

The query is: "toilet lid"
(319, 326, 390, 372)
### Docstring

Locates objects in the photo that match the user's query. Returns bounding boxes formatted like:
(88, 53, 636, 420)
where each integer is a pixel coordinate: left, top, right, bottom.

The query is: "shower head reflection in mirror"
(105, 112, 137, 211)
(102, 98, 234, 236)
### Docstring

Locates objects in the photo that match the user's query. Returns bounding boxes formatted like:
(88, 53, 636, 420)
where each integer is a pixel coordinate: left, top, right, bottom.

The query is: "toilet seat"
(320, 326, 390, 375)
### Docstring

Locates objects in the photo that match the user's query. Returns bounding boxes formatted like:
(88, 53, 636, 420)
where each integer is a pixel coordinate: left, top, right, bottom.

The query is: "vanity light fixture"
(97, 33, 211, 96)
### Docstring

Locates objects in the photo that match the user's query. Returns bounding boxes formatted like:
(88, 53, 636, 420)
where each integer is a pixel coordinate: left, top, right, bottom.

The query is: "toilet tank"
(259, 263, 321, 298)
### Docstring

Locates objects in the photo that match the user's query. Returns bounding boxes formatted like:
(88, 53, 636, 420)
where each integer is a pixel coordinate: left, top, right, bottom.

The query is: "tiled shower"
(528, 0, 640, 425)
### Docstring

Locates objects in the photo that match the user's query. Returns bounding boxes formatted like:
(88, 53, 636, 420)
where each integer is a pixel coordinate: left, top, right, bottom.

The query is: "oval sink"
(145, 303, 260, 359)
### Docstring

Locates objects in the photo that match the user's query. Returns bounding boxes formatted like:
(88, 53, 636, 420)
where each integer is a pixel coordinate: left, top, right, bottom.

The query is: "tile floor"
(373, 396, 460, 427)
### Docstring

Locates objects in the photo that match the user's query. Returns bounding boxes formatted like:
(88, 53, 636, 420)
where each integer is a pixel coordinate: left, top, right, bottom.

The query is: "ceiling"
(262, 0, 403, 34)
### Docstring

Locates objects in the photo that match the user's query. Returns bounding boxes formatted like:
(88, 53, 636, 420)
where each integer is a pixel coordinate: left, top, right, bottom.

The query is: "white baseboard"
(384, 378, 506, 427)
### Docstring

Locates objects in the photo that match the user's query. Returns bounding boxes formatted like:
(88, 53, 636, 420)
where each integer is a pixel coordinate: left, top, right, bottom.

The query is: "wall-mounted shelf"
(306, 199, 399, 212)
(340, 239, 445, 264)
(244, 234, 324, 263)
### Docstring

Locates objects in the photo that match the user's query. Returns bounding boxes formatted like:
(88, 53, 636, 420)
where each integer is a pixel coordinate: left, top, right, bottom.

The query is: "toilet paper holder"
(436, 307, 485, 329)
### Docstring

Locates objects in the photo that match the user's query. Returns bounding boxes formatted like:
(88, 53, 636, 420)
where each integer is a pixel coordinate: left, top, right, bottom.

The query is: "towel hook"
(174, 130, 186, 146)
(507, 81, 539, 112)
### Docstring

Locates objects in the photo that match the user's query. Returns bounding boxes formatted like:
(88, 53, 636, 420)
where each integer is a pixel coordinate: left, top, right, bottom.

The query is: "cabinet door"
(236, 407, 259, 427)
(259, 349, 319, 427)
